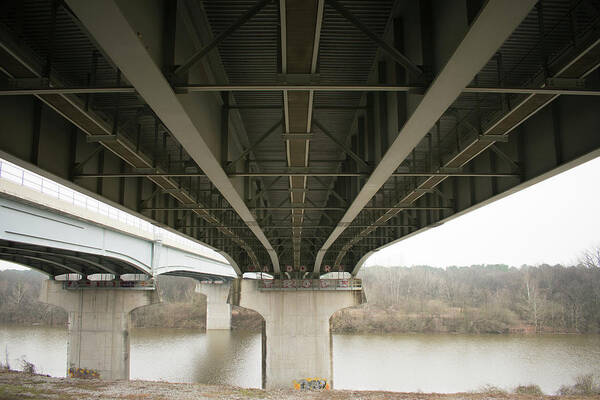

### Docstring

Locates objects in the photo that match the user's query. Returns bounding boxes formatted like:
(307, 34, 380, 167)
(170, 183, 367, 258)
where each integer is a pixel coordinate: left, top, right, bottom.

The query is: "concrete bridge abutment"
(195, 281, 232, 330)
(229, 278, 364, 390)
(39, 280, 159, 380)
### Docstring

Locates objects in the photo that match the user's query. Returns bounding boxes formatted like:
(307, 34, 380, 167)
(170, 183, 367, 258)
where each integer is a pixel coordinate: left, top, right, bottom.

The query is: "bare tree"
(580, 245, 600, 268)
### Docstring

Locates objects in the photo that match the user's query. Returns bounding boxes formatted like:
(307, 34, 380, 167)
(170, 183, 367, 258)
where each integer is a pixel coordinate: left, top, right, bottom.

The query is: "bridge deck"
(0, 0, 598, 276)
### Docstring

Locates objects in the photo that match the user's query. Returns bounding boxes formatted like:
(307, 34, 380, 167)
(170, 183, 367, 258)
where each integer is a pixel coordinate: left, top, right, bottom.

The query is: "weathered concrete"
(39, 280, 159, 380)
(229, 279, 364, 390)
(195, 282, 231, 330)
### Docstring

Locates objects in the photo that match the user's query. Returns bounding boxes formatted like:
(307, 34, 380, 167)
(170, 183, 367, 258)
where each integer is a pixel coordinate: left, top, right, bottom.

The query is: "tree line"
(0, 259, 599, 334)
(336, 262, 600, 334)
(0, 270, 208, 329)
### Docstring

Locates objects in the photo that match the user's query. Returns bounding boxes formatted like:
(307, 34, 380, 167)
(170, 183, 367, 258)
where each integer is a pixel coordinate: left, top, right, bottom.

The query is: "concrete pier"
(195, 281, 232, 330)
(39, 280, 158, 380)
(229, 278, 364, 390)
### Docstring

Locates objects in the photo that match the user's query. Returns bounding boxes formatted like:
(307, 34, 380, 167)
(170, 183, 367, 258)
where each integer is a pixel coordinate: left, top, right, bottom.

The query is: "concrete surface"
(39, 280, 159, 380)
(195, 281, 232, 330)
(230, 279, 364, 390)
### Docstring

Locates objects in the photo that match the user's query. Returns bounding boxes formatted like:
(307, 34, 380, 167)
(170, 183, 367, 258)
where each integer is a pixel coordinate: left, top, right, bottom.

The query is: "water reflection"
(0, 325, 67, 377)
(333, 333, 600, 393)
(1, 325, 599, 393)
(130, 328, 261, 388)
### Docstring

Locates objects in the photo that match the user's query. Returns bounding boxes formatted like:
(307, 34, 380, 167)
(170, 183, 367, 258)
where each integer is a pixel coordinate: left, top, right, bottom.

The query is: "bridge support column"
(229, 279, 364, 390)
(39, 280, 158, 380)
(195, 281, 231, 330)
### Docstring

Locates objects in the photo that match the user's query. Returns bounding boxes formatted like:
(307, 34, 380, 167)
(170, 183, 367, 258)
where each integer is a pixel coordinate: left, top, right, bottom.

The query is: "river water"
(1, 325, 599, 394)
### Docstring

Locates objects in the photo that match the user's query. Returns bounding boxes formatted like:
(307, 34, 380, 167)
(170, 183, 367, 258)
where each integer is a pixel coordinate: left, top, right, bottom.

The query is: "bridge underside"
(0, 238, 145, 278)
(0, 0, 599, 277)
(161, 270, 232, 283)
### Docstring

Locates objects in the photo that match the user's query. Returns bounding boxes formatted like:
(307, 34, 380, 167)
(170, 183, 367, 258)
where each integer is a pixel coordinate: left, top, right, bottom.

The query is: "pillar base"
(230, 278, 364, 390)
(39, 280, 159, 380)
(195, 281, 231, 330)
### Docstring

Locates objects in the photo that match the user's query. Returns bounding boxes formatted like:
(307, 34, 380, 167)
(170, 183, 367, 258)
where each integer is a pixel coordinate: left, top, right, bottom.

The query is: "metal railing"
(0, 158, 227, 263)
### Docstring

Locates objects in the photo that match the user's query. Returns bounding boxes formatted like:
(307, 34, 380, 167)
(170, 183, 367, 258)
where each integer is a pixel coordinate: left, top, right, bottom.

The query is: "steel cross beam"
(173, 0, 274, 78)
(277, 0, 325, 268)
(313, 0, 539, 276)
(4, 85, 600, 95)
(226, 119, 282, 170)
(178, 224, 416, 229)
(323, 0, 423, 78)
(66, 0, 280, 273)
(313, 119, 370, 171)
(152, 206, 439, 214)
(339, 15, 600, 272)
(74, 171, 519, 178)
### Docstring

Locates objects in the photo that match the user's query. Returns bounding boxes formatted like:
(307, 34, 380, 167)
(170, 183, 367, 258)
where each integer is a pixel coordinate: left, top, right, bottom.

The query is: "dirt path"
(0, 370, 593, 400)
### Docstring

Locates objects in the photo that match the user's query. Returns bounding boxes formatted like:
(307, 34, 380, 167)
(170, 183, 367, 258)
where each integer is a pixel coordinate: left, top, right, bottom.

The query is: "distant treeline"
(344, 263, 600, 334)
(0, 270, 208, 329)
(1, 262, 599, 334)
(0, 269, 66, 326)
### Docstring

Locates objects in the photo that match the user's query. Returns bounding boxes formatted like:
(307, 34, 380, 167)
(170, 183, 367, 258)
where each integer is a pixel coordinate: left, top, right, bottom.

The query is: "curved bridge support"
(195, 281, 231, 330)
(39, 280, 159, 380)
(229, 278, 364, 390)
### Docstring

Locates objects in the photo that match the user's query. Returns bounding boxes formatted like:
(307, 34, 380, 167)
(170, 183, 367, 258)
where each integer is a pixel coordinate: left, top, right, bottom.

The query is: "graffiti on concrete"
(68, 367, 100, 379)
(258, 278, 362, 291)
(282, 279, 297, 288)
(293, 378, 330, 390)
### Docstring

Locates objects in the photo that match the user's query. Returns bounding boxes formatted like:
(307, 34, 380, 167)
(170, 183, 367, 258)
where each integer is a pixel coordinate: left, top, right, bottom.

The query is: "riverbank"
(3, 267, 600, 334)
(0, 370, 597, 400)
(232, 304, 577, 335)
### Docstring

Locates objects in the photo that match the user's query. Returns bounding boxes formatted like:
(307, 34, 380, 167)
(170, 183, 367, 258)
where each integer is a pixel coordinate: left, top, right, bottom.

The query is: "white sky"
(2, 156, 599, 271)
(364, 156, 600, 268)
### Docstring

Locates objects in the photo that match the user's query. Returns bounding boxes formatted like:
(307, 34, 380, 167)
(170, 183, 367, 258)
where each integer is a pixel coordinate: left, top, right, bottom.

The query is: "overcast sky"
(1, 156, 599, 272)
(364, 156, 600, 268)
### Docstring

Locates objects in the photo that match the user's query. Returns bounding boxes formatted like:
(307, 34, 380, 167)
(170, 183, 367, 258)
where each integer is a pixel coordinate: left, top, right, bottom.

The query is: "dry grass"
(3, 370, 600, 400)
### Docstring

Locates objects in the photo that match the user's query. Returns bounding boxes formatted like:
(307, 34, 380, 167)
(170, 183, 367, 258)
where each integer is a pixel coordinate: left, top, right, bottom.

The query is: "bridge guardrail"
(0, 158, 226, 263)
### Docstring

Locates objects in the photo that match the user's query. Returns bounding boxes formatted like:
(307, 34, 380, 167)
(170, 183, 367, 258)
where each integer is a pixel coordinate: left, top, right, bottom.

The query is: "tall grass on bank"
(558, 374, 600, 395)
(514, 384, 544, 395)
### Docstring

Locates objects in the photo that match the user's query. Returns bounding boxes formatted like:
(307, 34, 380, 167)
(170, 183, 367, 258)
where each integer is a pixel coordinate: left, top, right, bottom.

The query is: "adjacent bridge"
(1, 0, 600, 389)
(0, 169, 237, 379)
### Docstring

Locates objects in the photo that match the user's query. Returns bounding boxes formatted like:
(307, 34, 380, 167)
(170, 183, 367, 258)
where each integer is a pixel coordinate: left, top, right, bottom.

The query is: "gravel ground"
(0, 370, 594, 400)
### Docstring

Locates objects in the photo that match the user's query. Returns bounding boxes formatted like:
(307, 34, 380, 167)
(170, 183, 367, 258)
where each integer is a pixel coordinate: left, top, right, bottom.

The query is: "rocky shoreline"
(0, 370, 598, 400)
